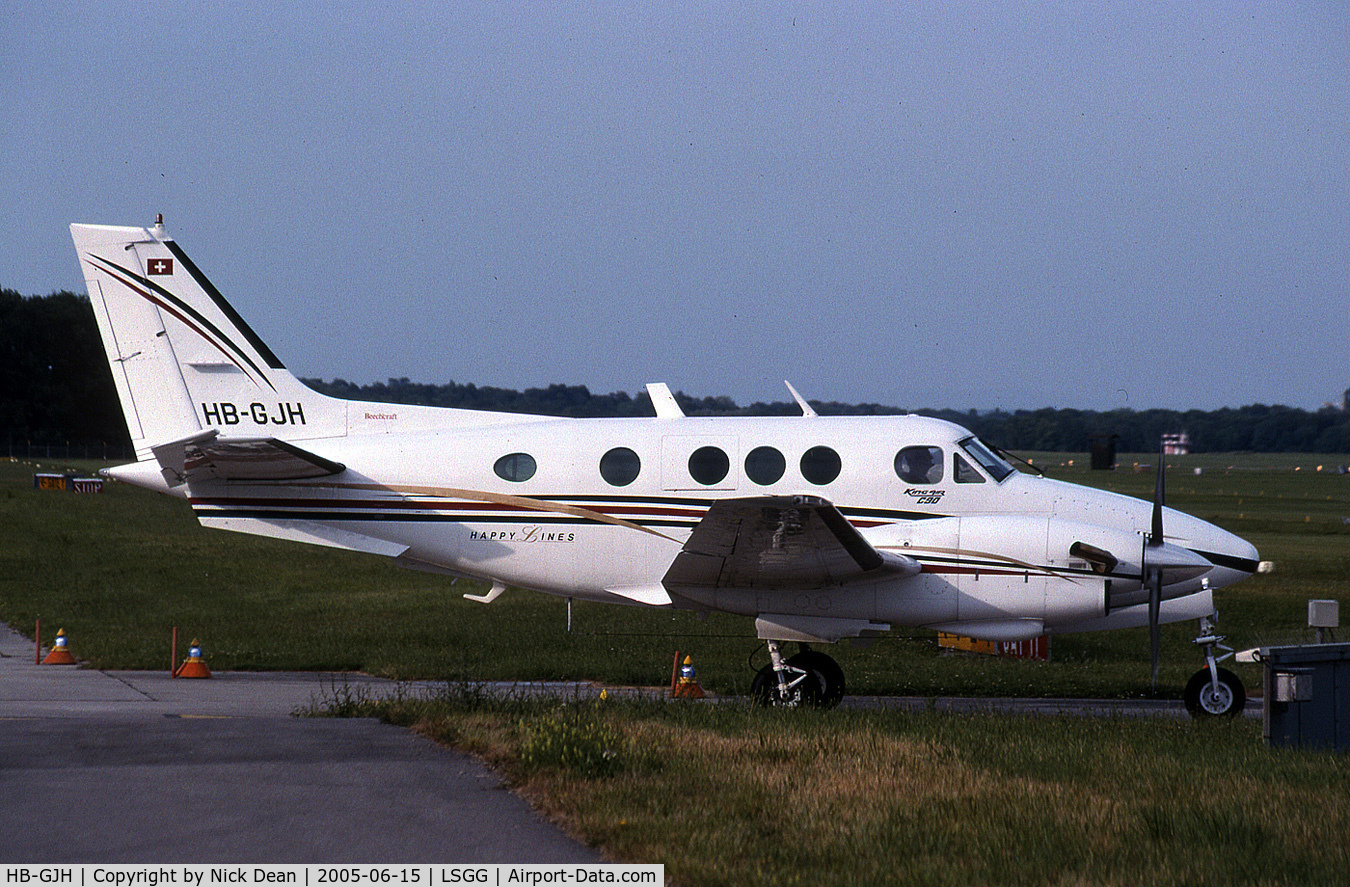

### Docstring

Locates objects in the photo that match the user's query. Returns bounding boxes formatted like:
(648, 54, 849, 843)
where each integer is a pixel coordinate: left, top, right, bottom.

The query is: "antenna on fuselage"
(645, 382, 685, 418)
(784, 381, 817, 418)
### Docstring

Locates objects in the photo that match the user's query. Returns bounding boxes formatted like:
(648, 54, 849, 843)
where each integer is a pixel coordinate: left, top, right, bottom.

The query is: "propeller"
(1145, 445, 1166, 692)
(1073, 446, 1211, 691)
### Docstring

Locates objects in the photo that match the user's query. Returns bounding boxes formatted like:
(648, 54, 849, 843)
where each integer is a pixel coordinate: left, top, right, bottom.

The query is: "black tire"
(786, 650, 846, 709)
(750, 662, 825, 708)
(1184, 666, 1246, 719)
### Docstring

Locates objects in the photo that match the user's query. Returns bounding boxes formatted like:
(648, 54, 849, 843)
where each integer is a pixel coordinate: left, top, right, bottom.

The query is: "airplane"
(70, 217, 1261, 716)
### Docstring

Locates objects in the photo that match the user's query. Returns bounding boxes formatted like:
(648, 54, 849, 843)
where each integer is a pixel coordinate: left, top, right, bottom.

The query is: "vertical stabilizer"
(71, 220, 344, 458)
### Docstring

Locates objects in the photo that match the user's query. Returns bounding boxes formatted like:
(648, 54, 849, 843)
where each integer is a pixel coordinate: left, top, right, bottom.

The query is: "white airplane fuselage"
(113, 406, 1256, 644)
(72, 220, 1259, 660)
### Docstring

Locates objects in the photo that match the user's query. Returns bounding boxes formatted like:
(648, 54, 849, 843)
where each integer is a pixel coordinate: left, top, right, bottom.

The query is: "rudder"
(71, 219, 343, 458)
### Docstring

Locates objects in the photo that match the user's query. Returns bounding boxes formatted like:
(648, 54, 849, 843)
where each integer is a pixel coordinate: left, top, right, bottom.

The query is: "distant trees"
(305, 377, 1350, 454)
(0, 289, 130, 457)
(923, 405, 1350, 455)
(4, 288, 1349, 455)
(311, 377, 653, 418)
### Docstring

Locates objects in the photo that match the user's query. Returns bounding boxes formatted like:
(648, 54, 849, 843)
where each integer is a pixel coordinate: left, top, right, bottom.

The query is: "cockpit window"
(954, 453, 985, 483)
(958, 437, 1015, 483)
(895, 446, 943, 484)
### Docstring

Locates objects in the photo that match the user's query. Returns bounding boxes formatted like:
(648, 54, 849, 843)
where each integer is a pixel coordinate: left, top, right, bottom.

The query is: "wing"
(663, 495, 919, 591)
(151, 430, 346, 486)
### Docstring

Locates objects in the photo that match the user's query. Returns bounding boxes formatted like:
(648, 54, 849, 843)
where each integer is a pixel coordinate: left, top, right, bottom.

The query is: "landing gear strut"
(751, 642, 845, 709)
(1185, 611, 1246, 719)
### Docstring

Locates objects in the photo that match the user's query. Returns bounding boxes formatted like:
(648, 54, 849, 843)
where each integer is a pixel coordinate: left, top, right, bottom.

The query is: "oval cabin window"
(800, 446, 841, 485)
(688, 446, 730, 486)
(744, 446, 786, 485)
(599, 447, 642, 487)
(493, 452, 537, 483)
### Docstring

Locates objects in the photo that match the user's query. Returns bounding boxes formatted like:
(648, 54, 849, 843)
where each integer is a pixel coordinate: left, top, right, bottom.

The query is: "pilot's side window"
(895, 446, 943, 484)
(745, 446, 786, 485)
(800, 446, 841, 485)
(599, 447, 641, 487)
(493, 452, 537, 483)
(954, 453, 986, 483)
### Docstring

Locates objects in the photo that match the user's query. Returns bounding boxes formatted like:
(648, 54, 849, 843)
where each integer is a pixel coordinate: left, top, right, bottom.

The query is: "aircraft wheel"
(751, 663, 825, 708)
(1184, 667, 1246, 719)
(786, 650, 846, 709)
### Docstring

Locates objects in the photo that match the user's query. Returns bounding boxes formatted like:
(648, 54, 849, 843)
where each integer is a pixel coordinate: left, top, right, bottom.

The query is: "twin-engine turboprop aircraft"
(71, 219, 1261, 715)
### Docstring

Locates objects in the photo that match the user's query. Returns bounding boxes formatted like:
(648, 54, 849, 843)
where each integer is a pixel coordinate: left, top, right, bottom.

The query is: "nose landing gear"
(1185, 612, 1246, 718)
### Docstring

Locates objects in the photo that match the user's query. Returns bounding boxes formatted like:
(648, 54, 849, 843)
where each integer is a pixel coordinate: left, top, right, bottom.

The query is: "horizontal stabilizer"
(664, 495, 920, 591)
(152, 430, 346, 486)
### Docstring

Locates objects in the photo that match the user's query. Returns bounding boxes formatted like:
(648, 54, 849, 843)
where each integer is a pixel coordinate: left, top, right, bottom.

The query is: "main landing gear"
(748, 615, 1248, 716)
(1184, 612, 1246, 719)
(751, 641, 846, 709)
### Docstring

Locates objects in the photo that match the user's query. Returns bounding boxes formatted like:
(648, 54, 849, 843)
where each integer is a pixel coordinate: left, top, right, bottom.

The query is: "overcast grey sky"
(4, 2, 1347, 412)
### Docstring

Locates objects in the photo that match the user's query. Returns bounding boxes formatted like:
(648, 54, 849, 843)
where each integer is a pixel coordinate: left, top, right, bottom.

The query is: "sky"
(4, 2, 1347, 413)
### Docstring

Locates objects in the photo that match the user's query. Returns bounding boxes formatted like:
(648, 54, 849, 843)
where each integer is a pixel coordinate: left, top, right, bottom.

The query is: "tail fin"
(71, 220, 343, 459)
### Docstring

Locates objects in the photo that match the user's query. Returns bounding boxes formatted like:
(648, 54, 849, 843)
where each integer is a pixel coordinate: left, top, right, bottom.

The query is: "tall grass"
(329, 687, 1350, 886)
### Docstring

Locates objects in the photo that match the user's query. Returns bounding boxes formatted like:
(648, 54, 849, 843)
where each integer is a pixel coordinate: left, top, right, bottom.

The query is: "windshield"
(959, 437, 1015, 483)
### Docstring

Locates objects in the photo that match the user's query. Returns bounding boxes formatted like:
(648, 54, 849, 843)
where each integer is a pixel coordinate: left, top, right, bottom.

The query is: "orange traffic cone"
(174, 638, 212, 678)
(671, 654, 705, 699)
(41, 628, 78, 665)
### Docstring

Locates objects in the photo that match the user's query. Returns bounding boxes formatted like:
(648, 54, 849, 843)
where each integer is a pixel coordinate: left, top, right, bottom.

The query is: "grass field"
(4, 452, 1349, 884)
(320, 686, 1350, 887)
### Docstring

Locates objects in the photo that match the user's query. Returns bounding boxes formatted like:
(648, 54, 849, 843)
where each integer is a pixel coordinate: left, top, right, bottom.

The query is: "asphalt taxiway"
(0, 626, 599, 863)
(2, 624, 1259, 862)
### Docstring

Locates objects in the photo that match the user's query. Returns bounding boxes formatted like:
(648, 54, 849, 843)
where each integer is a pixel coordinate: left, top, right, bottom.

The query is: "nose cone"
(1165, 509, 1259, 590)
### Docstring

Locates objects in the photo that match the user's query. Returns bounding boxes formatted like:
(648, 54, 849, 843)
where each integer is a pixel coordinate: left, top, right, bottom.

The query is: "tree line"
(1, 289, 130, 457)
(305, 378, 1350, 453)
(5, 289, 1350, 456)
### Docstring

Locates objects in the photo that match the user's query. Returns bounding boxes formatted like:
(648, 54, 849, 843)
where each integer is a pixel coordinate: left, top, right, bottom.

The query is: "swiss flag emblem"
(147, 258, 174, 276)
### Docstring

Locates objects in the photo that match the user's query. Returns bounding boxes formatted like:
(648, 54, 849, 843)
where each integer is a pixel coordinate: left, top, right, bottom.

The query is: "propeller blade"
(1150, 445, 1166, 546)
(1149, 567, 1162, 691)
(1147, 442, 1166, 691)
